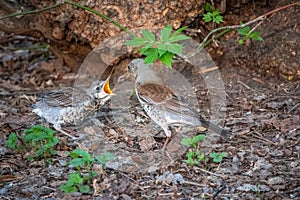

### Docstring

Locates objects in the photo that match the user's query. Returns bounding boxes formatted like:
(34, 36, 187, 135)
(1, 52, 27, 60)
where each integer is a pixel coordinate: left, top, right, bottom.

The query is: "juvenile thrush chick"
(128, 59, 230, 148)
(33, 77, 114, 138)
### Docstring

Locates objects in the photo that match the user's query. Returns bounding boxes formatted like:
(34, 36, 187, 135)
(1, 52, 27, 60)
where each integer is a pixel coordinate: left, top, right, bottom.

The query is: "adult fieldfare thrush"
(128, 58, 230, 147)
(33, 76, 113, 138)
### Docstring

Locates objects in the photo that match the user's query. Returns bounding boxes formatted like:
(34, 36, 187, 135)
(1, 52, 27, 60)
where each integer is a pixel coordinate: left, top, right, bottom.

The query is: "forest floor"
(0, 1, 299, 199)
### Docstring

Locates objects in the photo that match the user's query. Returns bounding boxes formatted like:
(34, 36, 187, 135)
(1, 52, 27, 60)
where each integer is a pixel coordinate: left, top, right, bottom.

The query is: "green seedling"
(209, 152, 227, 163)
(237, 24, 263, 44)
(60, 149, 114, 194)
(126, 25, 190, 67)
(181, 134, 206, 167)
(6, 125, 58, 164)
(60, 172, 90, 194)
(181, 134, 227, 167)
(203, 3, 224, 29)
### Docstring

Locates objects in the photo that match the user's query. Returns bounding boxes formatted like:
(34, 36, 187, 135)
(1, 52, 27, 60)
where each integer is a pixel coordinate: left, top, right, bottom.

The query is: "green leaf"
(125, 37, 148, 46)
(250, 31, 263, 41)
(49, 137, 59, 146)
(160, 52, 174, 67)
(143, 48, 159, 64)
(181, 137, 192, 146)
(196, 152, 205, 162)
(50, 149, 57, 155)
(203, 13, 212, 23)
(36, 145, 47, 157)
(157, 43, 168, 51)
(90, 171, 98, 178)
(70, 158, 85, 167)
(142, 29, 155, 42)
(79, 185, 90, 194)
(60, 184, 77, 193)
(192, 134, 206, 144)
(185, 152, 199, 167)
(168, 34, 190, 43)
(71, 149, 92, 161)
(214, 15, 224, 24)
(238, 39, 244, 45)
(69, 172, 83, 185)
(210, 152, 227, 163)
(160, 25, 172, 42)
(7, 133, 17, 149)
(158, 48, 167, 57)
(204, 2, 212, 12)
(172, 26, 188, 36)
(212, 10, 221, 17)
(237, 26, 250, 36)
(140, 43, 154, 54)
(255, 36, 263, 41)
(166, 43, 183, 55)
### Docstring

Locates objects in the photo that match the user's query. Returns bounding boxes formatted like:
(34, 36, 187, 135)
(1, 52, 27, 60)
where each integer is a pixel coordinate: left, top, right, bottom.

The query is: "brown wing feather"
(137, 83, 174, 104)
(43, 87, 90, 107)
(137, 83, 199, 118)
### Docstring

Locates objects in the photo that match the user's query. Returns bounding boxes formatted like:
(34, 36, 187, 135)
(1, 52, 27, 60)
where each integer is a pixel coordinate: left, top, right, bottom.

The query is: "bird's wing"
(137, 82, 200, 119)
(42, 87, 90, 107)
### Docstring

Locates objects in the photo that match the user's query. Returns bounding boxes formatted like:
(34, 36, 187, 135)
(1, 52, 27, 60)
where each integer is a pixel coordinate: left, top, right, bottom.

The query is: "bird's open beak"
(102, 75, 113, 95)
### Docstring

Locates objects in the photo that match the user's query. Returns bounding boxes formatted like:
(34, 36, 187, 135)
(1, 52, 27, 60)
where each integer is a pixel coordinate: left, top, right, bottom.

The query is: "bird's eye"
(96, 86, 101, 91)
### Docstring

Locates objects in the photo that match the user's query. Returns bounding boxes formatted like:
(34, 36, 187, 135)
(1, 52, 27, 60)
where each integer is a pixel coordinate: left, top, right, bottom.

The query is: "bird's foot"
(162, 137, 170, 151)
(55, 127, 79, 139)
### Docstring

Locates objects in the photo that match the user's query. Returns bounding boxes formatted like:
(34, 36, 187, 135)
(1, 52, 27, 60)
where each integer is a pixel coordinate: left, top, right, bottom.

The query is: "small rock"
(237, 183, 270, 192)
(253, 93, 267, 102)
(268, 176, 285, 185)
(156, 171, 185, 185)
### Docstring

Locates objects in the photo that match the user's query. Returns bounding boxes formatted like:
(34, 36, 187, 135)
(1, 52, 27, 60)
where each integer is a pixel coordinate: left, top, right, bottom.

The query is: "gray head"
(86, 78, 114, 100)
(128, 59, 162, 84)
(128, 58, 146, 76)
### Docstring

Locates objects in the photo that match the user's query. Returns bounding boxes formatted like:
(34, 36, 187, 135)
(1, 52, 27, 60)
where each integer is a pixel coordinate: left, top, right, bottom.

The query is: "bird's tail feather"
(201, 119, 231, 136)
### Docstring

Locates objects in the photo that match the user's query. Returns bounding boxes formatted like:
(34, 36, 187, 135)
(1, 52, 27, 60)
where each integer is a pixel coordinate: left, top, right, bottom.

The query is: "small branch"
(198, 1, 300, 49)
(0, 0, 137, 39)
(0, 3, 63, 20)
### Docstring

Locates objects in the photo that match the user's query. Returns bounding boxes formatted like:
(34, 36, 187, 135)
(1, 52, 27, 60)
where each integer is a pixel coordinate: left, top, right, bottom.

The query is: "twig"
(288, 103, 300, 114)
(0, 0, 137, 39)
(237, 80, 254, 91)
(0, 3, 63, 20)
(198, 2, 300, 49)
(197, 168, 225, 178)
(252, 131, 277, 146)
(183, 180, 207, 186)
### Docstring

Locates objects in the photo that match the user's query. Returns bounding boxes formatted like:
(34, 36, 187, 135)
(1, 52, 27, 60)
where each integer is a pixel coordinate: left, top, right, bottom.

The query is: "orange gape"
(103, 80, 113, 95)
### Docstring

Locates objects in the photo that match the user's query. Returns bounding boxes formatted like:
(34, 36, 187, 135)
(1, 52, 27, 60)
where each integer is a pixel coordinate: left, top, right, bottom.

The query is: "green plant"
(255, 182, 261, 197)
(181, 134, 206, 167)
(6, 125, 58, 164)
(203, 3, 224, 29)
(125, 25, 190, 67)
(6, 132, 18, 149)
(181, 134, 227, 167)
(237, 24, 263, 45)
(185, 149, 205, 167)
(181, 134, 206, 148)
(60, 172, 90, 194)
(209, 152, 227, 163)
(60, 149, 114, 194)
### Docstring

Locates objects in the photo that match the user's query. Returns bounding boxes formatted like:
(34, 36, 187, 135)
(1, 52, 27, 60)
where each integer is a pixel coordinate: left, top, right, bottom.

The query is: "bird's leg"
(54, 123, 77, 139)
(162, 127, 172, 150)
(162, 137, 170, 150)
